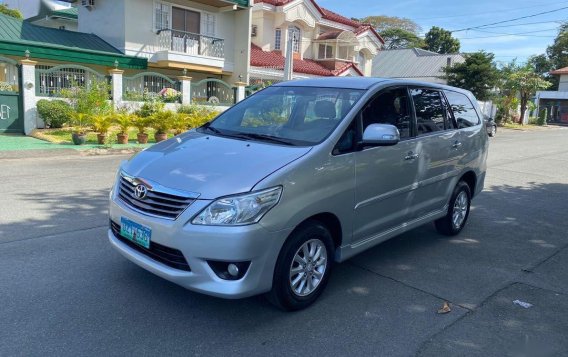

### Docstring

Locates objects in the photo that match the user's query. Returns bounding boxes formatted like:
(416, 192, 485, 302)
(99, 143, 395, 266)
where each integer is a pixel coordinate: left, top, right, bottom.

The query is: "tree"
(358, 15, 421, 34)
(0, 4, 23, 19)
(547, 22, 568, 70)
(444, 51, 498, 100)
(502, 64, 551, 125)
(380, 28, 425, 49)
(424, 26, 460, 54)
(527, 54, 557, 89)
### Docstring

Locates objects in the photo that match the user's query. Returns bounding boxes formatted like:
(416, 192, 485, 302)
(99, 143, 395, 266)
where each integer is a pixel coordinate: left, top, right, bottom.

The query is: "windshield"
(199, 86, 365, 146)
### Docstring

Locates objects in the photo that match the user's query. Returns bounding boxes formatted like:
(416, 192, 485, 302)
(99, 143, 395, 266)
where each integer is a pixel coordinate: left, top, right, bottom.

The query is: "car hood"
(122, 131, 311, 199)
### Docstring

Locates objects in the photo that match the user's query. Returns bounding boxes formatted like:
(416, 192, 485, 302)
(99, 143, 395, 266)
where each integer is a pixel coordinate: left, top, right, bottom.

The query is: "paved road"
(1, 128, 567, 356)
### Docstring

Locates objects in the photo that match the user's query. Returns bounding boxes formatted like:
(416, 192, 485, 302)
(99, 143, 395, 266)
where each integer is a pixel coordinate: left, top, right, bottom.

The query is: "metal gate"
(0, 56, 22, 133)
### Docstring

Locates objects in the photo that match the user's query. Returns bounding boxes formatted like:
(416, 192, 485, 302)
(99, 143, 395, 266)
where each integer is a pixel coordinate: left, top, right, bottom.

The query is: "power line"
(450, 6, 568, 32)
(479, 19, 567, 29)
(457, 33, 556, 40)
(473, 27, 560, 35)
(413, 1, 568, 21)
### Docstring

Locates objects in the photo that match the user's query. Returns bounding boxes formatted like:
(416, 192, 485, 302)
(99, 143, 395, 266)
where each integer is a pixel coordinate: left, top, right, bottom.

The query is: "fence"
(36, 64, 108, 97)
(157, 29, 225, 58)
(478, 100, 497, 119)
(191, 78, 235, 105)
(123, 72, 181, 103)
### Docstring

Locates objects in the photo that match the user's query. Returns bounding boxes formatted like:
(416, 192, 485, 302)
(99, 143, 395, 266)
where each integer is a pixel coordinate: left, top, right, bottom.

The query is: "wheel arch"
(289, 212, 343, 258)
(460, 171, 477, 197)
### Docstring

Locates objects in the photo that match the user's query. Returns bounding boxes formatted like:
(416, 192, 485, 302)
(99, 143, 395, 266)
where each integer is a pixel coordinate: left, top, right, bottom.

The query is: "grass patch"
(501, 123, 546, 130)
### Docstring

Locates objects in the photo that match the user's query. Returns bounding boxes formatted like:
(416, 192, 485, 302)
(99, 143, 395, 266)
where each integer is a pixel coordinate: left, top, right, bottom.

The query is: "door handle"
(404, 152, 419, 161)
(452, 141, 462, 149)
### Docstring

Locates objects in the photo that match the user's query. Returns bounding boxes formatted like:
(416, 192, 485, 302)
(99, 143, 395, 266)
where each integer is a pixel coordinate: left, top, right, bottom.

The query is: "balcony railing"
(157, 29, 225, 59)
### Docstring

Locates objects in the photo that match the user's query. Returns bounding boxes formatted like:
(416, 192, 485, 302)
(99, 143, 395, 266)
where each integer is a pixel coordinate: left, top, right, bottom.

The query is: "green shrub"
(136, 98, 165, 118)
(537, 108, 547, 126)
(60, 80, 112, 116)
(36, 99, 73, 128)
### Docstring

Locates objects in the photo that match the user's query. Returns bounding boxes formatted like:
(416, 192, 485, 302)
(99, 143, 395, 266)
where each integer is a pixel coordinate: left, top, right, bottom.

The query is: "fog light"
(227, 263, 239, 277)
(207, 260, 251, 280)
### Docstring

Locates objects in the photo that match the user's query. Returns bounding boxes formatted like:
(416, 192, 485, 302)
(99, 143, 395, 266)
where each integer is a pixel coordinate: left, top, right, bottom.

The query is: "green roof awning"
(0, 13, 146, 69)
(50, 7, 79, 20)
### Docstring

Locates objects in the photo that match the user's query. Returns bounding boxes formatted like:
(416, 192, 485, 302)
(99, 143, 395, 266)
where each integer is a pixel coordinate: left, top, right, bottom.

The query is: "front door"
(0, 59, 22, 133)
(171, 7, 200, 54)
(352, 87, 421, 245)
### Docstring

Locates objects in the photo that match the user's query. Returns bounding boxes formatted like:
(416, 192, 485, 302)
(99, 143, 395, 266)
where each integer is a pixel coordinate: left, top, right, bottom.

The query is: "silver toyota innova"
(108, 78, 488, 310)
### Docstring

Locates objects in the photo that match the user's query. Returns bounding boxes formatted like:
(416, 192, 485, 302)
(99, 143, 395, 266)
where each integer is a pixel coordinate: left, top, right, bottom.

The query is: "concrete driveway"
(1, 127, 567, 356)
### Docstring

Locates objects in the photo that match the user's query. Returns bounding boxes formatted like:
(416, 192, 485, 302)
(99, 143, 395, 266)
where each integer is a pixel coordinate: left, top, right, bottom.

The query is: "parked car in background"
(108, 78, 489, 311)
(484, 115, 497, 137)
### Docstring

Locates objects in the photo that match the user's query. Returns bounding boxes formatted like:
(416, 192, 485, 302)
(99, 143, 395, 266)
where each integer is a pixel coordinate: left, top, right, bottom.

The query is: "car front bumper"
(108, 195, 293, 299)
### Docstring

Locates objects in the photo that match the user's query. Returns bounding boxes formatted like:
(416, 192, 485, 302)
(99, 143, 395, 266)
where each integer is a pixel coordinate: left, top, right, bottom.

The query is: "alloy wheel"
(289, 239, 328, 297)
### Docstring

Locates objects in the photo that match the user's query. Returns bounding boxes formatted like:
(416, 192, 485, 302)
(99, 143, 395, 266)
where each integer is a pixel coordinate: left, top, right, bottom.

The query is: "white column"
(20, 59, 37, 135)
(109, 69, 124, 109)
(234, 81, 247, 103)
(178, 76, 192, 105)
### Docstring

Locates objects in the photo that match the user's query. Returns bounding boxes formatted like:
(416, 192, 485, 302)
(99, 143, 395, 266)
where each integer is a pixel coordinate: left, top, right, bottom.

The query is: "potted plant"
(91, 114, 112, 144)
(132, 115, 150, 144)
(71, 112, 90, 145)
(172, 113, 190, 136)
(152, 110, 174, 142)
(113, 113, 131, 144)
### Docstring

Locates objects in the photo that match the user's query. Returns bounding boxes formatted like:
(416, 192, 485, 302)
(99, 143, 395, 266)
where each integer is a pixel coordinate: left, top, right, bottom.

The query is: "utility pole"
(283, 32, 295, 81)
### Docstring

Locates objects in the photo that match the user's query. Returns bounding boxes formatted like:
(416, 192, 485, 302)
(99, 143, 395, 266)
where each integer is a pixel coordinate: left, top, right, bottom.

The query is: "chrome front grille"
(117, 173, 198, 220)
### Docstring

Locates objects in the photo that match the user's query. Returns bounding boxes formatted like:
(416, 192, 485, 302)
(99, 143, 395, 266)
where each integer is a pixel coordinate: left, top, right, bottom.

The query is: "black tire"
(435, 181, 471, 236)
(489, 125, 497, 137)
(267, 220, 334, 311)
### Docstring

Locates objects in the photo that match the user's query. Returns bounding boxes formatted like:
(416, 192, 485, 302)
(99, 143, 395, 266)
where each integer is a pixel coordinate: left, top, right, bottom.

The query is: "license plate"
(120, 217, 151, 249)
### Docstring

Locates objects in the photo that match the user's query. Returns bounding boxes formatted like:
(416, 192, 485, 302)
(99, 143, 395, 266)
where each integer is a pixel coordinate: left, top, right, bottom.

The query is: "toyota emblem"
(134, 184, 148, 199)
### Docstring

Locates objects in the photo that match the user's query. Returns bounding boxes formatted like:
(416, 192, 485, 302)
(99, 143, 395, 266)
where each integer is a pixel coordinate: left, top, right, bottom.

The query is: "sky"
(318, 0, 567, 65)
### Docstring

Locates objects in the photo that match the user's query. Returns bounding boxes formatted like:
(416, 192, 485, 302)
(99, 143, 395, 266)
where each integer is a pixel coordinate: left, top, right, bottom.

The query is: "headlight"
(192, 186, 282, 226)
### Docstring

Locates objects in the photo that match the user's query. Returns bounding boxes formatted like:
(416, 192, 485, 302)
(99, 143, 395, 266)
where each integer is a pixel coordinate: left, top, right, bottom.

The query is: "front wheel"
(267, 221, 334, 311)
(435, 181, 471, 236)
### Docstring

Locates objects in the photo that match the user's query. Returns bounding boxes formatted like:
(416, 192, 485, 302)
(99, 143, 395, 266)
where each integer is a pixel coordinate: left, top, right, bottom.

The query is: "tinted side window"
(410, 89, 445, 135)
(362, 87, 411, 139)
(444, 90, 480, 128)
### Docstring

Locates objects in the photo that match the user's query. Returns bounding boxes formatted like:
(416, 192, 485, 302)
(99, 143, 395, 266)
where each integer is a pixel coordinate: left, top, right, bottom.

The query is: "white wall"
(122, 0, 244, 76)
(78, 0, 126, 51)
(559, 74, 568, 91)
(230, 6, 251, 83)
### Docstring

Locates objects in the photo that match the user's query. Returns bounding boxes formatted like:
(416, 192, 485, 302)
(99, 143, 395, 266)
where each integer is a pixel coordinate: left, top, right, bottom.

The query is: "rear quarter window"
(444, 90, 480, 128)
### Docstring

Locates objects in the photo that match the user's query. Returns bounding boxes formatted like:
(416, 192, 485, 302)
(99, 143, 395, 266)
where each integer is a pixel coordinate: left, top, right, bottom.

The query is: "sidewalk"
(0, 134, 149, 159)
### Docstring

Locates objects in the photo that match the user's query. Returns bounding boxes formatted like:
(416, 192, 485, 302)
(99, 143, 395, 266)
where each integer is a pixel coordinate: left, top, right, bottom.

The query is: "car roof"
(274, 77, 389, 90)
(273, 77, 475, 97)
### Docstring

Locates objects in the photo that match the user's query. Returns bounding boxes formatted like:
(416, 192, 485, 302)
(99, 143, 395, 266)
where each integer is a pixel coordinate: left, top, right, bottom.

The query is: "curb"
(0, 149, 80, 160)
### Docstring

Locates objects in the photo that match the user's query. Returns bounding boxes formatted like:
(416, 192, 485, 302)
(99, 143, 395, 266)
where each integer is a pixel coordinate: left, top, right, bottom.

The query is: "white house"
(75, 0, 252, 85)
(249, 0, 383, 84)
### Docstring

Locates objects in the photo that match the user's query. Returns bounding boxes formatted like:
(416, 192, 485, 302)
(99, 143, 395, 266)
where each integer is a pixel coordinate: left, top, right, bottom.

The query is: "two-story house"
(249, 0, 383, 85)
(74, 0, 251, 85)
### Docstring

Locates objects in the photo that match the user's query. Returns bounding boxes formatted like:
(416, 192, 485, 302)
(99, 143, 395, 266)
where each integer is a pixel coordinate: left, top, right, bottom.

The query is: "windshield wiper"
(229, 133, 295, 146)
(202, 124, 223, 135)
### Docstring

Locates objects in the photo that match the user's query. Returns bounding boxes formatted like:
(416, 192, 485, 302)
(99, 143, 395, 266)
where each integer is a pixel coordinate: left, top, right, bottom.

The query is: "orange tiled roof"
(250, 43, 363, 76)
(550, 66, 568, 75)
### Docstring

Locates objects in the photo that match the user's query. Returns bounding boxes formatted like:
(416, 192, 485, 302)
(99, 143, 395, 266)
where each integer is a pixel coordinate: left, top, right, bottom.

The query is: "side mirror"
(362, 124, 400, 146)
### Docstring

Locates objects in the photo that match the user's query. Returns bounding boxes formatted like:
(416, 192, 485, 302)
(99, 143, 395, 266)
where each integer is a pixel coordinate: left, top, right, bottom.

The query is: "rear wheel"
(267, 220, 334, 311)
(435, 181, 471, 236)
(489, 125, 497, 137)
